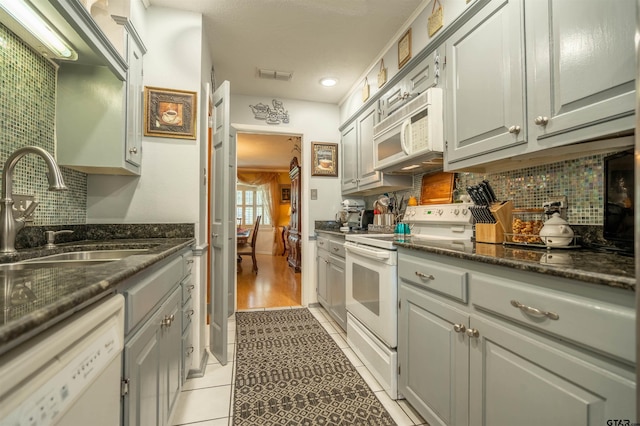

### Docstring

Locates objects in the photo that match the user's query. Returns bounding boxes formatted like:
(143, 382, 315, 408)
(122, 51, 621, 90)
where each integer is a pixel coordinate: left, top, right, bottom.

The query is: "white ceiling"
(147, 0, 425, 104)
(146, 0, 424, 169)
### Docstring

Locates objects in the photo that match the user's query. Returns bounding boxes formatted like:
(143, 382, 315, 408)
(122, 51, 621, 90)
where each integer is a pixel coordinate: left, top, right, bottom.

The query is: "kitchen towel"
(233, 308, 396, 425)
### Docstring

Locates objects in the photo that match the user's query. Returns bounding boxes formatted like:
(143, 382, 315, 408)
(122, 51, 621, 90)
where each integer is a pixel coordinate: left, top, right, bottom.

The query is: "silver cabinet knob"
(453, 324, 466, 333)
(508, 125, 521, 134)
(534, 116, 549, 126)
(466, 328, 480, 338)
(212, 233, 219, 238)
(129, 147, 138, 154)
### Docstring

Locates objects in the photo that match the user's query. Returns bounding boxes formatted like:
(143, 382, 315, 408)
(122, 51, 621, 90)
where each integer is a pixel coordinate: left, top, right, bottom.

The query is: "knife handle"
(482, 180, 498, 202)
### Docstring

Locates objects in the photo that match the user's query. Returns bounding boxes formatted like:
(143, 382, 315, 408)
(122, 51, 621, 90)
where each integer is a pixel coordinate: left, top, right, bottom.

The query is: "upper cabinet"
(444, 0, 635, 171)
(525, 0, 636, 149)
(444, 0, 526, 164)
(55, 0, 146, 175)
(341, 103, 412, 195)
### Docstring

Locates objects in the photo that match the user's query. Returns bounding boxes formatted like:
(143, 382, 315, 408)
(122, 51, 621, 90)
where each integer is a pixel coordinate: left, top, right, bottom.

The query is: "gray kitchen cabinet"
(468, 315, 635, 426)
(124, 287, 181, 426)
(445, 0, 636, 170)
(56, 24, 145, 175)
(315, 233, 346, 331)
(397, 247, 636, 425)
(341, 103, 411, 195)
(398, 282, 469, 426)
(444, 0, 526, 165)
(121, 249, 191, 426)
(525, 0, 635, 150)
(181, 252, 195, 383)
(316, 236, 330, 307)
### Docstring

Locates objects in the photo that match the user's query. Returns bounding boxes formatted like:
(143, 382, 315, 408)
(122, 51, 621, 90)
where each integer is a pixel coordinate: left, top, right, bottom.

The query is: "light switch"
(310, 189, 318, 200)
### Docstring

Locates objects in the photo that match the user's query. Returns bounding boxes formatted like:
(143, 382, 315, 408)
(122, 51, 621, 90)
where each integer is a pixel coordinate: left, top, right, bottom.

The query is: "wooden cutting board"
(420, 172, 455, 205)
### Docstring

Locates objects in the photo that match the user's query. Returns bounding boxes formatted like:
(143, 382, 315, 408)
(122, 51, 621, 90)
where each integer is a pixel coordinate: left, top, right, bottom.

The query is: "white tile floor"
(171, 306, 427, 426)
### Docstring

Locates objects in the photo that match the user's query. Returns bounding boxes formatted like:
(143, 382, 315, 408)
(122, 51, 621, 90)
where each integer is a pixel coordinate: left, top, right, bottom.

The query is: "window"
(236, 185, 271, 226)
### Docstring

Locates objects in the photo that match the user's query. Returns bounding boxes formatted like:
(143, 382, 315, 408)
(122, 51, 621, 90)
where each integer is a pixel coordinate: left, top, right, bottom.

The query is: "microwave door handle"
(400, 118, 411, 155)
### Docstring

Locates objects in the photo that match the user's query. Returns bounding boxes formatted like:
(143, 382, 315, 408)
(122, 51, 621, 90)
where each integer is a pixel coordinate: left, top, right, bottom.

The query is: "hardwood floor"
(237, 253, 302, 310)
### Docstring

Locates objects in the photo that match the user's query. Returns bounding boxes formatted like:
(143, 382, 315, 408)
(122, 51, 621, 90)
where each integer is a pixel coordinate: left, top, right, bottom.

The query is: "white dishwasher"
(0, 294, 125, 426)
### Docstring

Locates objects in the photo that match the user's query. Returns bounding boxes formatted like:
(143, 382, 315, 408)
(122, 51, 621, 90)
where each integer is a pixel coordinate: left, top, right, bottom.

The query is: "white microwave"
(373, 87, 443, 173)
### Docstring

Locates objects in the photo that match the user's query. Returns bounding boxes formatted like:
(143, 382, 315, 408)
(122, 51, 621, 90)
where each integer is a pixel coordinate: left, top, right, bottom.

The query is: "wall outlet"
(12, 194, 36, 222)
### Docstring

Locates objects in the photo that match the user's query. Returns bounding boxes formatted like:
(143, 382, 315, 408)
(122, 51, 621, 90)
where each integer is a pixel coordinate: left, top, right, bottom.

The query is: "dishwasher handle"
(344, 243, 391, 260)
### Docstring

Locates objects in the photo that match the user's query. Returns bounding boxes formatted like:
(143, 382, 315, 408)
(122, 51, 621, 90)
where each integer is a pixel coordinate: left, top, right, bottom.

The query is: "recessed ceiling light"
(320, 77, 338, 87)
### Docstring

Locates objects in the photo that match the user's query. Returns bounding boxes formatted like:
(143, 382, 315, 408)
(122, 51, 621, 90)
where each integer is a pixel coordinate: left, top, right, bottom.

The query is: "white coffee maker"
(336, 199, 365, 231)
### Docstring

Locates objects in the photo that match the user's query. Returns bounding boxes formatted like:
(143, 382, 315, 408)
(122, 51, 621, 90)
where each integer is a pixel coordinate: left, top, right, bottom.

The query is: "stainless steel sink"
(21, 249, 149, 263)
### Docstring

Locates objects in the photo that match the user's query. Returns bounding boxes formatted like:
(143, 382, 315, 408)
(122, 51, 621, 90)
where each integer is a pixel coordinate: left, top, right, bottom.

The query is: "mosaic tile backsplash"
(367, 152, 622, 226)
(1, 24, 87, 225)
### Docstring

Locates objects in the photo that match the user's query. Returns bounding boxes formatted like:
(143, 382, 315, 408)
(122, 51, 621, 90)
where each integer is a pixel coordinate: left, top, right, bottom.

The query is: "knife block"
(475, 201, 513, 244)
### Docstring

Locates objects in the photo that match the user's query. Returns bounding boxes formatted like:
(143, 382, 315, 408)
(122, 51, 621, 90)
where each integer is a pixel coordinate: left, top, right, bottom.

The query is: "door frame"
(231, 123, 307, 310)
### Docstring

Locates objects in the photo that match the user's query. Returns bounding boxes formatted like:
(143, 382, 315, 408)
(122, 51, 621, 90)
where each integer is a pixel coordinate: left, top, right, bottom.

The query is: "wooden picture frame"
(311, 142, 338, 177)
(280, 184, 291, 203)
(144, 86, 197, 139)
(398, 28, 412, 69)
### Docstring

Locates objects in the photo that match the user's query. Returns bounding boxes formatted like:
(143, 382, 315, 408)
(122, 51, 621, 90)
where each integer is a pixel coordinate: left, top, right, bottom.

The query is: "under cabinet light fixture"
(0, 0, 77, 60)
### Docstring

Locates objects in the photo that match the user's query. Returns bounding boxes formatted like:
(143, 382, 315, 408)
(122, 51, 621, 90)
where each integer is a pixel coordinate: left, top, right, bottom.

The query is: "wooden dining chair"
(238, 215, 261, 273)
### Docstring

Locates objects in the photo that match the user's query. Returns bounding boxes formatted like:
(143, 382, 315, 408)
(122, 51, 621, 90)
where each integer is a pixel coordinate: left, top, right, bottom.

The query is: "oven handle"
(345, 243, 391, 260)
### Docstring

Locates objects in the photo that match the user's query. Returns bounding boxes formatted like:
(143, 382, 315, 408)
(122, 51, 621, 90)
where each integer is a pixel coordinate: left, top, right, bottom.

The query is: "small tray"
(503, 233, 581, 249)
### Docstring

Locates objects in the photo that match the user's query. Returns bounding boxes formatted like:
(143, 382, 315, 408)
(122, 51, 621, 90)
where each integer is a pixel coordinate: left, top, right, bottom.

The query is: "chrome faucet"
(45, 230, 73, 249)
(1, 146, 68, 253)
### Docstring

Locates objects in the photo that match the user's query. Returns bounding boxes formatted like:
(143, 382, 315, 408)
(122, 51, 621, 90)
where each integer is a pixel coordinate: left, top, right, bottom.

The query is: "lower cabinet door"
(469, 315, 636, 426)
(398, 283, 469, 426)
(161, 288, 183, 426)
(124, 309, 162, 426)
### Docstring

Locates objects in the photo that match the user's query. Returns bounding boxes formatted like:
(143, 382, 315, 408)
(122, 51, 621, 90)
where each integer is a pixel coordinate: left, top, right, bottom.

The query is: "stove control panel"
(404, 203, 474, 224)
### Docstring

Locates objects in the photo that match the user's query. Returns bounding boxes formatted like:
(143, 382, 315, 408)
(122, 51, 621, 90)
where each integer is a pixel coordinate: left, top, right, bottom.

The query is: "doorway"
(235, 131, 303, 309)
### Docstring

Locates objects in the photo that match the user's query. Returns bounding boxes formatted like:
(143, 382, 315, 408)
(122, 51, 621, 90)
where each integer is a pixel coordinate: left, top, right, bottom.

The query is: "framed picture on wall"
(311, 142, 338, 177)
(280, 185, 291, 203)
(144, 86, 197, 139)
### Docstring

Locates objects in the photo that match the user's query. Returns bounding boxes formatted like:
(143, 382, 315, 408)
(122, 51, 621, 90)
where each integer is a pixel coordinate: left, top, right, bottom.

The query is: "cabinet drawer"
(182, 298, 194, 334)
(181, 276, 194, 306)
(399, 255, 468, 303)
(124, 256, 183, 334)
(316, 236, 329, 250)
(328, 240, 345, 258)
(471, 274, 635, 363)
(182, 252, 194, 276)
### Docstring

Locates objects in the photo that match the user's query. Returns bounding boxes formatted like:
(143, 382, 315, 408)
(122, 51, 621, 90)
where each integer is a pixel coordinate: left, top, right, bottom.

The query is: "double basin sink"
(0, 249, 149, 270)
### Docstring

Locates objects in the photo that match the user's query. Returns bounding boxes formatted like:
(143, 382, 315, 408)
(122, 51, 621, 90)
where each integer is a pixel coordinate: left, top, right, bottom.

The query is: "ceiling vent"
(257, 68, 293, 82)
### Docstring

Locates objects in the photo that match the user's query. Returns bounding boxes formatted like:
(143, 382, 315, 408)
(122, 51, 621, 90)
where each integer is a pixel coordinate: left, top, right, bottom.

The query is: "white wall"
(86, 7, 204, 244)
(230, 94, 342, 305)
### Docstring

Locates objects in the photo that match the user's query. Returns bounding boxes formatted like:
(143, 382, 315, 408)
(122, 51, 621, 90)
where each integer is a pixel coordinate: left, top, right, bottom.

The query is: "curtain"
(237, 171, 282, 254)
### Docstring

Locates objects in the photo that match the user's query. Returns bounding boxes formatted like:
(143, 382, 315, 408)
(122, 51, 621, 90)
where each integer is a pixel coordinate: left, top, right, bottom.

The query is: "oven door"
(344, 242, 398, 348)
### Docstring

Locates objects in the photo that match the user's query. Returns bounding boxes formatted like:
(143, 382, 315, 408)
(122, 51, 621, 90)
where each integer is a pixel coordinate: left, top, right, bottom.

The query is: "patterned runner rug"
(233, 308, 396, 425)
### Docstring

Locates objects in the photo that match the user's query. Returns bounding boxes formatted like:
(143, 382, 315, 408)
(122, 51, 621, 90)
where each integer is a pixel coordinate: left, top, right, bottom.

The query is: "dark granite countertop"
(0, 237, 195, 355)
(394, 238, 635, 291)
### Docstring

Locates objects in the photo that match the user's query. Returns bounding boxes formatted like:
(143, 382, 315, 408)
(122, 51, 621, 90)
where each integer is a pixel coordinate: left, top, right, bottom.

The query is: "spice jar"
(511, 208, 545, 243)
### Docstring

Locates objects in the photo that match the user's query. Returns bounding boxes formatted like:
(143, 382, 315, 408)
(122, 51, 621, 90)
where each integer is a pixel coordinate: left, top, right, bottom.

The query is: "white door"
(210, 81, 234, 365)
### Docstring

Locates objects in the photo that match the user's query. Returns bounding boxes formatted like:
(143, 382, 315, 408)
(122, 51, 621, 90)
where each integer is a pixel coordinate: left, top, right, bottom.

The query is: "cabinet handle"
(186, 346, 194, 355)
(510, 300, 559, 320)
(187, 309, 194, 318)
(453, 323, 466, 333)
(129, 147, 138, 154)
(508, 125, 521, 134)
(186, 259, 194, 264)
(415, 271, 434, 280)
(466, 328, 480, 338)
(332, 247, 340, 252)
(534, 116, 549, 126)
(188, 284, 195, 293)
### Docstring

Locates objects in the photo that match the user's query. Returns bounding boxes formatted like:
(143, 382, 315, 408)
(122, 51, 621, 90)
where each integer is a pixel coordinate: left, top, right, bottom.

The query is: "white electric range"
(344, 203, 474, 400)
